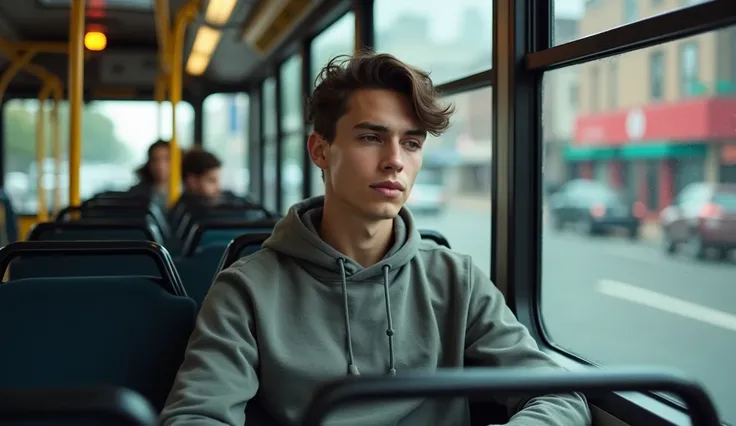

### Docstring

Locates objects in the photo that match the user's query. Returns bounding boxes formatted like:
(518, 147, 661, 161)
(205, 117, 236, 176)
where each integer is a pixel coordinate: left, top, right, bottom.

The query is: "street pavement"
(413, 205, 736, 424)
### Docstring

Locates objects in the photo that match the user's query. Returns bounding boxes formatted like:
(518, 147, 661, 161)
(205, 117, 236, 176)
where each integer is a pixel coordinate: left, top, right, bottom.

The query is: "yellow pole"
(168, 1, 199, 206)
(68, 0, 85, 207)
(0, 49, 37, 99)
(52, 90, 61, 215)
(36, 86, 53, 223)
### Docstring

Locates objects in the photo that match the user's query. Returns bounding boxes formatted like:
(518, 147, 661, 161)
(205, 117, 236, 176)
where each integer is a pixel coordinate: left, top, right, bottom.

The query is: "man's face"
(309, 89, 426, 221)
(185, 167, 222, 200)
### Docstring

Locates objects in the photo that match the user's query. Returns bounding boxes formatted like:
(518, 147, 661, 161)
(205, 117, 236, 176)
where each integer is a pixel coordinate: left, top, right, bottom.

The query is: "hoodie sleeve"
(160, 267, 259, 426)
(463, 260, 592, 426)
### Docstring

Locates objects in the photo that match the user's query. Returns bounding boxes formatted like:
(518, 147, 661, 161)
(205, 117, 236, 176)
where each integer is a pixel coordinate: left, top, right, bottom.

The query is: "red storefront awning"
(574, 97, 736, 146)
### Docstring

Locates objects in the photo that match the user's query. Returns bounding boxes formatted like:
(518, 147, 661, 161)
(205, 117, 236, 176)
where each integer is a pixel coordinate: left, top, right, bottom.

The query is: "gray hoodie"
(160, 196, 591, 426)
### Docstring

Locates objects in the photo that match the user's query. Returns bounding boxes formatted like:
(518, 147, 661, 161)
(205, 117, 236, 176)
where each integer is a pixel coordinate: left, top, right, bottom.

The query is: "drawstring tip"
(348, 364, 360, 376)
(388, 368, 396, 376)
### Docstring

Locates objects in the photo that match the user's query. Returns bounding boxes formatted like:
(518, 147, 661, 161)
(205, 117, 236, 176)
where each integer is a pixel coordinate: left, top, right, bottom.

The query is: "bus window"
(374, 1, 492, 276)
(551, 0, 715, 46)
(542, 24, 734, 424)
(3, 99, 194, 214)
(262, 78, 278, 212)
(309, 11, 355, 198)
(374, 0, 492, 85)
(280, 55, 303, 213)
(203, 93, 249, 196)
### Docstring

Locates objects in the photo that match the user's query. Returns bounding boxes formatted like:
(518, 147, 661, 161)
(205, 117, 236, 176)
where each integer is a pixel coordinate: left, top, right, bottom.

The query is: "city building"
(569, 0, 736, 214)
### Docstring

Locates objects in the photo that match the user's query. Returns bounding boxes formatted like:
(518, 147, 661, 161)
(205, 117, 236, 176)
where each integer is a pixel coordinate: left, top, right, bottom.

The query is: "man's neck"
(320, 197, 394, 268)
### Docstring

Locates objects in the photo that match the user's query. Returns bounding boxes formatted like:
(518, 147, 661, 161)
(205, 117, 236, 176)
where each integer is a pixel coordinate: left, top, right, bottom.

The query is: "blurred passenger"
(129, 139, 170, 207)
(181, 148, 222, 204)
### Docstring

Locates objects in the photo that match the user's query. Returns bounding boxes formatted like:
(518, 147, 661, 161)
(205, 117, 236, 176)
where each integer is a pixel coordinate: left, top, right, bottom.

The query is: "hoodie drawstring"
(382, 265, 397, 375)
(337, 258, 397, 376)
(338, 258, 360, 376)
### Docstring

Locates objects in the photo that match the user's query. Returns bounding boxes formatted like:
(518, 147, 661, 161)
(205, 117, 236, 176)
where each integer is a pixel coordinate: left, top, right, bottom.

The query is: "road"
(413, 206, 736, 424)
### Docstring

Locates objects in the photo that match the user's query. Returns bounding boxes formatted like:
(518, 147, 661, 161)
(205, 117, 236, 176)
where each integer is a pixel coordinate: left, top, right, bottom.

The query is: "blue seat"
(10, 254, 161, 280)
(175, 243, 230, 309)
(8, 240, 177, 288)
(0, 276, 197, 412)
(0, 189, 18, 244)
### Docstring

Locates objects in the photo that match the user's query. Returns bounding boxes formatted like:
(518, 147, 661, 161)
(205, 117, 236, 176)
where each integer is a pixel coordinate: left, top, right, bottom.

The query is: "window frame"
(501, 0, 736, 425)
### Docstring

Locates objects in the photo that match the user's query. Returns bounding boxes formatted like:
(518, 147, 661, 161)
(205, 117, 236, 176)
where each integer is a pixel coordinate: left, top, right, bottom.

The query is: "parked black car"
(548, 179, 645, 238)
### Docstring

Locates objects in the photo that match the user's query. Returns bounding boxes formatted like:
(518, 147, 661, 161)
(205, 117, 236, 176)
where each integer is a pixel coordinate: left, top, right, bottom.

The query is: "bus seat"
(181, 219, 278, 256)
(2, 241, 187, 297)
(28, 221, 163, 244)
(0, 275, 197, 412)
(175, 243, 230, 308)
(418, 229, 451, 248)
(0, 189, 18, 244)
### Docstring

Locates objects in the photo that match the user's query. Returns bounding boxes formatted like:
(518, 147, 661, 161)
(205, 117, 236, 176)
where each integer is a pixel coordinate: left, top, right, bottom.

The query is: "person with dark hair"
(181, 148, 223, 202)
(161, 53, 591, 426)
(129, 139, 170, 204)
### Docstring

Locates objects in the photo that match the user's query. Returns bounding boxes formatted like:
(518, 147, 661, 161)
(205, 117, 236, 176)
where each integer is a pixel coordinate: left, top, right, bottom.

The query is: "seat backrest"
(175, 243, 231, 308)
(0, 276, 197, 412)
(216, 232, 273, 272)
(419, 229, 451, 248)
(0, 189, 18, 244)
(28, 220, 162, 244)
(10, 254, 161, 280)
(182, 219, 277, 257)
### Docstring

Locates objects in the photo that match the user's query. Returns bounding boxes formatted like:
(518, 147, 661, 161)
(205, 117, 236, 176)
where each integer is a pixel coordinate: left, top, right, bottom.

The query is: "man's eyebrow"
(353, 122, 426, 137)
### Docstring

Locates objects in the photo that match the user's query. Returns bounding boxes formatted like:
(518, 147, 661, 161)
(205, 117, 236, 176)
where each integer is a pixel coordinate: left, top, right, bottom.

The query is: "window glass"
(279, 55, 304, 213)
(310, 11, 355, 90)
(649, 51, 665, 101)
(281, 133, 305, 213)
(555, 0, 714, 46)
(280, 55, 303, 134)
(309, 12, 355, 197)
(542, 26, 735, 424)
(680, 41, 700, 96)
(262, 139, 277, 212)
(3, 99, 194, 214)
(412, 86, 492, 277)
(374, 0, 492, 85)
(262, 78, 277, 139)
(203, 93, 249, 195)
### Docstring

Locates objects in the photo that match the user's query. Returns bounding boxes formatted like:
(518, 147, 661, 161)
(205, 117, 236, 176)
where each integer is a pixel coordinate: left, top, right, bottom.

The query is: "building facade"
(569, 0, 736, 215)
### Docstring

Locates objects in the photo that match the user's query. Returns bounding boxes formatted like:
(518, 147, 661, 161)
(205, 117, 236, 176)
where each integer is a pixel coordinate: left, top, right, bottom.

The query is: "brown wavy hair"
(306, 51, 454, 143)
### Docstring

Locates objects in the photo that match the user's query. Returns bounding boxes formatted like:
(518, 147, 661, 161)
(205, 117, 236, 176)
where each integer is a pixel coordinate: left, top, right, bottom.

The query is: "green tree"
(3, 100, 133, 173)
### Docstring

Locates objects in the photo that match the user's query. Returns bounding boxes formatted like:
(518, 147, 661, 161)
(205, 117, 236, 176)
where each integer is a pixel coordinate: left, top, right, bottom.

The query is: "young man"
(181, 148, 222, 202)
(161, 53, 591, 426)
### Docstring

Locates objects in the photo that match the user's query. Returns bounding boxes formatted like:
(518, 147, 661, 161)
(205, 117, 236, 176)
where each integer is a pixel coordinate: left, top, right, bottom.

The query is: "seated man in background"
(181, 148, 223, 204)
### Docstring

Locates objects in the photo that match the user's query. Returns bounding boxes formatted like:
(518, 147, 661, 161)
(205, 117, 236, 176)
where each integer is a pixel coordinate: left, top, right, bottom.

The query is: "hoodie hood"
(263, 196, 421, 282)
(262, 196, 421, 376)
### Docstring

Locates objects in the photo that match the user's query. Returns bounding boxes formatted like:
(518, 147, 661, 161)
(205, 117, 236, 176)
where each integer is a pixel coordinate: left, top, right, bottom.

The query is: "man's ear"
(307, 131, 329, 172)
